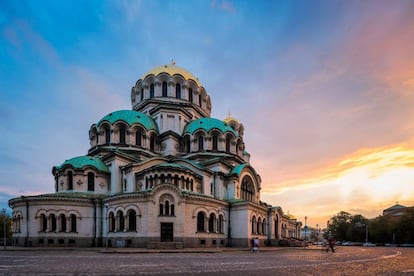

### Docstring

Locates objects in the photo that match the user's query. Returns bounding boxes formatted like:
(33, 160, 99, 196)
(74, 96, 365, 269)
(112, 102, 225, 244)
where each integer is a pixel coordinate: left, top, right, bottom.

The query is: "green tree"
(0, 211, 11, 245)
(326, 211, 352, 241)
(395, 208, 414, 244)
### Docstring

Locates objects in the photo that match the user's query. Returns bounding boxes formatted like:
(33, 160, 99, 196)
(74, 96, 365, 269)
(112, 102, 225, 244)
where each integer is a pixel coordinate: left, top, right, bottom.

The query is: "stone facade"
(9, 64, 301, 248)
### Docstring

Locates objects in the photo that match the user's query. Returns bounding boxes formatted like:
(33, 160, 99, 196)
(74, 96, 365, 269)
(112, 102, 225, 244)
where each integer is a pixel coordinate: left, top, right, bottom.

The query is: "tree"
(0, 211, 11, 246)
(395, 208, 414, 244)
(326, 211, 352, 241)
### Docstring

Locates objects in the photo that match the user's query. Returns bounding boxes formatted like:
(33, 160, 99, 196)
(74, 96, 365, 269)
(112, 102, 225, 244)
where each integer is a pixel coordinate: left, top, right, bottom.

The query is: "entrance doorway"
(160, 223, 174, 242)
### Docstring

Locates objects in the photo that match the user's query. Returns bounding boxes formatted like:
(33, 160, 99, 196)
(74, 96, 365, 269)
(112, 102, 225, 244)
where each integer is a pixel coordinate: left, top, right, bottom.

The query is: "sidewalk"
(2, 245, 320, 254)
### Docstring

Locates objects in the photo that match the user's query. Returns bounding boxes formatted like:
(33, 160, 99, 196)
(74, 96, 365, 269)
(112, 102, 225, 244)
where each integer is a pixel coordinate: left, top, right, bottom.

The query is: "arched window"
(109, 212, 115, 232)
(128, 210, 136, 231)
(212, 134, 218, 151)
(150, 84, 154, 98)
(225, 136, 231, 153)
(198, 135, 204, 151)
(135, 130, 142, 146)
(162, 82, 168, 97)
(263, 219, 267, 235)
(199, 94, 202, 107)
(208, 214, 215, 233)
(87, 172, 94, 191)
(171, 204, 175, 216)
(117, 211, 124, 231)
(165, 200, 170, 215)
(119, 125, 126, 144)
(159, 203, 164, 216)
(60, 214, 66, 232)
(68, 171, 73, 190)
(70, 214, 77, 232)
(176, 83, 181, 98)
(189, 88, 193, 103)
(184, 137, 191, 153)
(218, 215, 224, 233)
(140, 88, 144, 101)
(150, 135, 155, 151)
(241, 176, 255, 202)
(257, 218, 262, 235)
(197, 212, 205, 232)
(40, 214, 47, 232)
(105, 127, 111, 144)
(251, 216, 257, 234)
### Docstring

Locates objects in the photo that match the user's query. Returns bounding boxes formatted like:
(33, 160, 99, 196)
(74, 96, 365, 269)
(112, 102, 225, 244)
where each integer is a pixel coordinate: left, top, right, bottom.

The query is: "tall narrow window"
(212, 134, 218, 151)
(105, 127, 111, 144)
(175, 83, 181, 98)
(41, 214, 47, 232)
(199, 94, 202, 107)
(150, 84, 154, 98)
(50, 214, 56, 232)
(141, 88, 144, 101)
(171, 204, 175, 216)
(218, 215, 224, 233)
(150, 136, 155, 151)
(208, 214, 215, 232)
(197, 212, 205, 232)
(87, 172, 94, 191)
(135, 130, 142, 146)
(70, 214, 77, 232)
(251, 216, 257, 234)
(118, 211, 124, 231)
(68, 171, 73, 190)
(198, 135, 204, 151)
(60, 214, 67, 232)
(162, 82, 168, 97)
(109, 212, 115, 232)
(165, 200, 170, 215)
(128, 210, 136, 231)
(189, 88, 193, 103)
(226, 136, 231, 153)
(119, 125, 126, 144)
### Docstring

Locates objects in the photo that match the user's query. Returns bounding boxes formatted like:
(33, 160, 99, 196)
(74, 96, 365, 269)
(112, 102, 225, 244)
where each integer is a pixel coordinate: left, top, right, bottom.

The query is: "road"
(0, 247, 413, 275)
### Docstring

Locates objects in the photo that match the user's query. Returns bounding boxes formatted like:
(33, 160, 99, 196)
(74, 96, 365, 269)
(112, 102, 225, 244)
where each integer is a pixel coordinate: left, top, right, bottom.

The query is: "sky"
(1, 0, 414, 227)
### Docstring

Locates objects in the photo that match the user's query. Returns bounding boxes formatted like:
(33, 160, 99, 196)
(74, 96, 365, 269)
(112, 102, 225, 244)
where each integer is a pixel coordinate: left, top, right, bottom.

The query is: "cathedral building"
(9, 64, 301, 248)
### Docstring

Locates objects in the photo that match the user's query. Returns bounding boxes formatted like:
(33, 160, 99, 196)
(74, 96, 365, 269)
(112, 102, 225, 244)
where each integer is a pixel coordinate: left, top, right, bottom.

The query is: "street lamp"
(304, 216, 308, 241)
(104, 204, 109, 250)
(2, 208, 6, 250)
(365, 224, 368, 244)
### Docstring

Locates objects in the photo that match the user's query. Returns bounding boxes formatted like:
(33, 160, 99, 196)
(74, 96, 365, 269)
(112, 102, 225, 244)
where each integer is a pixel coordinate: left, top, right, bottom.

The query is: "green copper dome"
(54, 156, 109, 173)
(183, 118, 238, 136)
(97, 110, 158, 132)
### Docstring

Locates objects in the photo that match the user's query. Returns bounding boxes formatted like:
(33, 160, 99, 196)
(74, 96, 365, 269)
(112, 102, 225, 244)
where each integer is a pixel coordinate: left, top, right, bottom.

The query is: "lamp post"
(2, 208, 6, 250)
(304, 216, 308, 241)
(365, 223, 368, 244)
(104, 204, 108, 250)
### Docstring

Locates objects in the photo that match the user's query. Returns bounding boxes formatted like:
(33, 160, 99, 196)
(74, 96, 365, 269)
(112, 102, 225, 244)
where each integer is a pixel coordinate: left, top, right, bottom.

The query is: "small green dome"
(97, 110, 158, 132)
(54, 156, 109, 173)
(183, 118, 238, 136)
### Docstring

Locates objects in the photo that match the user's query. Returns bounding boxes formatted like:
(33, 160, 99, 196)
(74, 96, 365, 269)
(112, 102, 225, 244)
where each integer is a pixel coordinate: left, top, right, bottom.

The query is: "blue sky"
(1, 0, 414, 226)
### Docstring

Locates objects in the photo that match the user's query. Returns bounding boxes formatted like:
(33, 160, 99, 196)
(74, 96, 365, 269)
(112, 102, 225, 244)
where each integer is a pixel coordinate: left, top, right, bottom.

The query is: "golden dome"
(224, 115, 240, 124)
(141, 63, 202, 86)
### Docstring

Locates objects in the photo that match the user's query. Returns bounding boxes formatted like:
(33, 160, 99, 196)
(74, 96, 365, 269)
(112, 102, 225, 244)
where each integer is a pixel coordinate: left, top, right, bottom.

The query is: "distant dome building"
(9, 63, 301, 248)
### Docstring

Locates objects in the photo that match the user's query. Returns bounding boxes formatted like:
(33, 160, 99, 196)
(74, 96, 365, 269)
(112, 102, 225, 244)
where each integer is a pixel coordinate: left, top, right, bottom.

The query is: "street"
(0, 247, 413, 275)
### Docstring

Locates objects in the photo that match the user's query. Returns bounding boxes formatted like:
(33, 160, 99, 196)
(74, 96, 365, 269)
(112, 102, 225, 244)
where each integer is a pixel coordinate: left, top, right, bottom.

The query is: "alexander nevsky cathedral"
(9, 64, 301, 248)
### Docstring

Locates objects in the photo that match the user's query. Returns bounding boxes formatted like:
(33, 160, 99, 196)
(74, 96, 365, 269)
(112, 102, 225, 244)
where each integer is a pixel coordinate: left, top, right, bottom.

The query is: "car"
(363, 242, 376, 247)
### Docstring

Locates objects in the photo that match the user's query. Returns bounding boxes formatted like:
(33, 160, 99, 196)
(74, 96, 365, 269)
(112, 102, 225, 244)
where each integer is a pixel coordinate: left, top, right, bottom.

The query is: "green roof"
(183, 118, 238, 136)
(230, 163, 248, 176)
(154, 163, 189, 170)
(97, 110, 158, 132)
(54, 156, 110, 173)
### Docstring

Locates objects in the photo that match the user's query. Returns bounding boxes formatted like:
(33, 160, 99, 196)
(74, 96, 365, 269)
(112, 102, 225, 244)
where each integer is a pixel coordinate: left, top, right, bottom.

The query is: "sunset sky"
(1, 0, 414, 227)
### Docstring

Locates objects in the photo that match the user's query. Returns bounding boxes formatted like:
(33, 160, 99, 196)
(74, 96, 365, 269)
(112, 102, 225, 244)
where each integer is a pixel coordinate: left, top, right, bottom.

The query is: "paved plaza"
(0, 246, 413, 275)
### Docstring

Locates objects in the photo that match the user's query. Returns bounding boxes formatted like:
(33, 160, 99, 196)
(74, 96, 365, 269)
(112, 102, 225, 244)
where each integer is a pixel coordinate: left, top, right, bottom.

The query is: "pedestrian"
(328, 236, 335, 253)
(253, 237, 259, 252)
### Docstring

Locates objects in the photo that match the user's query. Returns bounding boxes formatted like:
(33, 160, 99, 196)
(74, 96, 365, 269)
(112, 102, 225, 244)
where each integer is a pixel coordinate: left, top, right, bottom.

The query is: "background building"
(9, 64, 301, 248)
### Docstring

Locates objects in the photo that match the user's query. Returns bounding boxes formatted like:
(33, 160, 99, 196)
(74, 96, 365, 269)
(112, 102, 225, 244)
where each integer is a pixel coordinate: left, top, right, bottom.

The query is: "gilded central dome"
(141, 63, 202, 87)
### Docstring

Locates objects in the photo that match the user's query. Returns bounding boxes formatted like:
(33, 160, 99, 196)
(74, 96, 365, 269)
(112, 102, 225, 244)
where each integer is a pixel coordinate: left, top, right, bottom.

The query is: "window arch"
(60, 214, 66, 232)
(150, 135, 156, 151)
(140, 88, 144, 101)
(263, 218, 267, 235)
(40, 214, 47, 232)
(162, 81, 168, 97)
(128, 210, 136, 231)
(218, 215, 224, 233)
(189, 88, 193, 103)
(198, 135, 204, 151)
(208, 214, 215, 233)
(70, 214, 77, 232)
(197, 212, 205, 232)
(87, 172, 94, 191)
(117, 211, 124, 231)
(109, 212, 115, 232)
(251, 216, 257, 234)
(241, 176, 255, 202)
(135, 129, 142, 146)
(105, 126, 111, 144)
(67, 171, 73, 190)
(150, 84, 154, 98)
(257, 217, 262, 235)
(176, 83, 181, 98)
(225, 136, 231, 153)
(212, 134, 218, 151)
(119, 125, 126, 144)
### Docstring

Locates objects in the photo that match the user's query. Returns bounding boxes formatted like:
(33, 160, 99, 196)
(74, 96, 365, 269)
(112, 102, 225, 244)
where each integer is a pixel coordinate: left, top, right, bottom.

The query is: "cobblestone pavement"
(0, 247, 413, 275)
